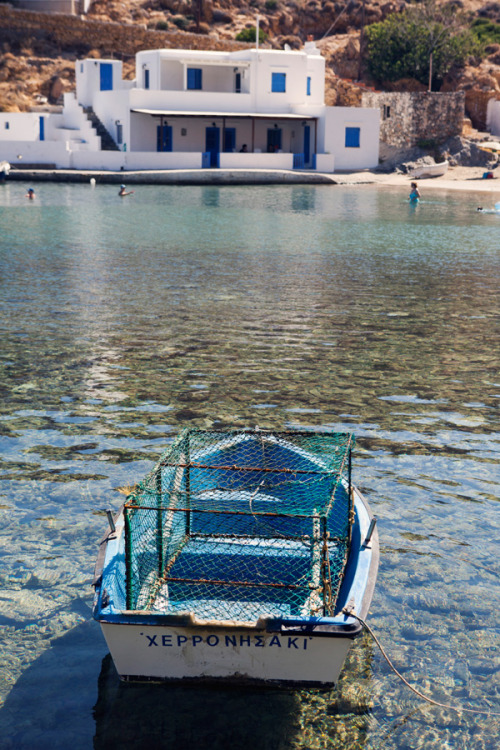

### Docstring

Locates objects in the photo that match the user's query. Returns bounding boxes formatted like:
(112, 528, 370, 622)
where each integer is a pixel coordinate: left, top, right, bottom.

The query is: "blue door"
(157, 125, 172, 152)
(100, 63, 113, 91)
(39, 116, 45, 141)
(267, 128, 282, 152)
(205, 127, 220, 167)
(223, 128, 236, 152)
(303, 125, 310, 165)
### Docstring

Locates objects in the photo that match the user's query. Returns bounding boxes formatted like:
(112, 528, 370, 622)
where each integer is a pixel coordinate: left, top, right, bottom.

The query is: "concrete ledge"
(7, 168, 338, 185)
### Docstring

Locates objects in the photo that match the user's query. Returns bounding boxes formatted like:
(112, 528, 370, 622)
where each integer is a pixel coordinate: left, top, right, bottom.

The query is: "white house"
(16, 0, 93, 15)
(0, 41, 380, 172)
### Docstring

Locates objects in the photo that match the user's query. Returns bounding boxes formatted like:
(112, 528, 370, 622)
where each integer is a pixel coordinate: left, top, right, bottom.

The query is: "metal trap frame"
(123, 429, 355, 621)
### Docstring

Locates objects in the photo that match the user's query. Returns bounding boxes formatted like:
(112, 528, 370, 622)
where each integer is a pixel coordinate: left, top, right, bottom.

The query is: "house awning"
(131, 109, 316, 120)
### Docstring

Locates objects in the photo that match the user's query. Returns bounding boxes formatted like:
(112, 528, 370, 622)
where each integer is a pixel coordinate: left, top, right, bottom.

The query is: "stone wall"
(0, 6, 248, 59)
(361, 91, 465, 148)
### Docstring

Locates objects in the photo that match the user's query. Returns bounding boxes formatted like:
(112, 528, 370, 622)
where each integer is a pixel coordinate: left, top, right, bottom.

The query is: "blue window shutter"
(271, 72, 286, 93)
(187, 68, 202, 90)
(99, 63, 113, 91)
(307, 76, 311, 96)
(345, 127, 360, 148)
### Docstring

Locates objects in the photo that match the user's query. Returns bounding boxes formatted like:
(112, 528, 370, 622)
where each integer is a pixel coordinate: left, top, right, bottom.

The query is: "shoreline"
(5, 165, 500, 192)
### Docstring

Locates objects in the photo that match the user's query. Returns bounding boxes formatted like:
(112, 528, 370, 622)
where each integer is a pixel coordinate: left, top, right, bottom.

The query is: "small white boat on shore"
(411, 160, 448, 179)
(0, 161, 10, 180)
(93, 428, 379, 687)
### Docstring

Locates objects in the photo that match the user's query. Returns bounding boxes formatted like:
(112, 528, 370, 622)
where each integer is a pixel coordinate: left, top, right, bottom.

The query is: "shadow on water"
(0, 620, 103, 750)
(93, 654, 303, 750)
(92, 634, 376, 750)
(0, 619, 373, 750)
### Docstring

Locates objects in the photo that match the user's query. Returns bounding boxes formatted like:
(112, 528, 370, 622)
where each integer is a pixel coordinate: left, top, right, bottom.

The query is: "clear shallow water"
(0, 181, 498, 749)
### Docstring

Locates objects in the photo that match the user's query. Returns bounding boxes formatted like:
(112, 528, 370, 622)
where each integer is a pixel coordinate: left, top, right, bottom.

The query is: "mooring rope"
(342, 608, 500, 717)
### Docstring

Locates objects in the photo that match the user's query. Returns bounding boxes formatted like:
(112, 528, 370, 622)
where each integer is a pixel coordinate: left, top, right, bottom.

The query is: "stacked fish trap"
(123, 429, 355, 621)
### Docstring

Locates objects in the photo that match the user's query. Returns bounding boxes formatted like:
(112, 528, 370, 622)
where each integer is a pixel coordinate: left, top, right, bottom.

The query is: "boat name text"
(139, 633, 310, 649)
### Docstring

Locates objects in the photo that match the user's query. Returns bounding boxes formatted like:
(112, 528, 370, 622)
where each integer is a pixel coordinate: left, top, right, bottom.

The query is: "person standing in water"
(118, 184, 134, 196)
(25, 188, 35, 199)
(409, 182, 421, 203)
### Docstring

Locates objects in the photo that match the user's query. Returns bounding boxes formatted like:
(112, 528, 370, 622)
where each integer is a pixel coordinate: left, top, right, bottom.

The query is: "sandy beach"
(336, 165, 500, 196)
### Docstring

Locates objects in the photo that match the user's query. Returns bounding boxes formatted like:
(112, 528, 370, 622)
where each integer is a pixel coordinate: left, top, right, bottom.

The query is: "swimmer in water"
(409, 182, 421, 203)
(118, 184, 134, 196)
(25, 188, 35, 199)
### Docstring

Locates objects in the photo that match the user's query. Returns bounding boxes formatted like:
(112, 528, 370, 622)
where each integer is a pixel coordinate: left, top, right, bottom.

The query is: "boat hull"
(94, 484, 378, 687)
(411, 160, 448, 179)
(100, 621, 354, 685)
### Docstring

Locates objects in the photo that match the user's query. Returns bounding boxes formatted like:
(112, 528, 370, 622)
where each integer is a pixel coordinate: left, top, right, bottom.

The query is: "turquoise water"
(0, 181, 498, 749)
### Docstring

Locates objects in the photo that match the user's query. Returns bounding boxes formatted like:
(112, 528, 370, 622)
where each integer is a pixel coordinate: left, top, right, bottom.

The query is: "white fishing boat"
(0, 161, 10, 180)
(411, 160, 448, 178)
(93, 428, 379, 687)
(478, 141, 500, 154)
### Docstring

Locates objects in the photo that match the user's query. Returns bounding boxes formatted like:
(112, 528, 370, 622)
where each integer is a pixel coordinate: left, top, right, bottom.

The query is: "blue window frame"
(307, 76, 311, 96)
(271, 72, 286, 93)
(144, 69, 150, 90)
(187, 68, 202, 90)
(345, 126, 360, 148)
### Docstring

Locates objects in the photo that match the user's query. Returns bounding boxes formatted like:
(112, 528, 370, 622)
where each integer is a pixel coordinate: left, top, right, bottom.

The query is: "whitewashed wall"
(160, 60, 184, 92)
(0, 113, 41, 141)
(323, 107, 379, 170)
(219, 152, 293, 169)
(70, 151, 203, 170)
(92, 90, 131, 152)
(129, 87, 254, 116)
(133, 47, 325, 113)
(76, 59, 123, 109)
(0, 141, 72, 167)
(136, 51, 163, 91)
(315, 154, 334, 172)
(228, 47, 324, 113)
(0, 105, 99, 150)
(17, 0, 92, 12)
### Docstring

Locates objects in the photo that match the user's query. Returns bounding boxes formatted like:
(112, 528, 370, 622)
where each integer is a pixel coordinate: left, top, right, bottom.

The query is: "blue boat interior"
(107, 430, 354, 621)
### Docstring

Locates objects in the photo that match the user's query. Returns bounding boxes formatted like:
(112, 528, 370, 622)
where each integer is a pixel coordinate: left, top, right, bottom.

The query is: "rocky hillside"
(1, 0, 500, 131)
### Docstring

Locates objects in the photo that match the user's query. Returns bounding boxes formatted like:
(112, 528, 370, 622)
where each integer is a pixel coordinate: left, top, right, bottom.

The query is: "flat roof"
(131, 109, 316, 120)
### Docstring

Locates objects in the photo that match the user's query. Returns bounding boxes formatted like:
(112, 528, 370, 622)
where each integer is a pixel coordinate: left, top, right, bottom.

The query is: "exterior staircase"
(83, 107, 119, 151)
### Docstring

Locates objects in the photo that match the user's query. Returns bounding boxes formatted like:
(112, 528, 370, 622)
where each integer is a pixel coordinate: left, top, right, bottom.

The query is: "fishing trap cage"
(124, 429, 355, 621)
